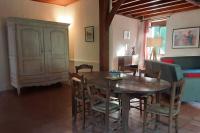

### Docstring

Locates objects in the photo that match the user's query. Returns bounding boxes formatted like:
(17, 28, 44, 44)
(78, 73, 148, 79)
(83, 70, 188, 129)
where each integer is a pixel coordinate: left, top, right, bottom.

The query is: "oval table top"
(81, 71, 171, 95)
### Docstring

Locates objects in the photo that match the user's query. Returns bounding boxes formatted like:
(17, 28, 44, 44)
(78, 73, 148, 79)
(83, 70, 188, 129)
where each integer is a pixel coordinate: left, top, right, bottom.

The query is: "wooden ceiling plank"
(118, 0, 141, 6)
(126, 3, 192, 16)
(143, 7, 199, 18)
(117, 0, 185, 14)
(32, 0, 78, 6)
(118, 0, 167, 11)
(113, 0, 140, 6)
(133, 5, 198, 18)
(185, 0, 200, 7)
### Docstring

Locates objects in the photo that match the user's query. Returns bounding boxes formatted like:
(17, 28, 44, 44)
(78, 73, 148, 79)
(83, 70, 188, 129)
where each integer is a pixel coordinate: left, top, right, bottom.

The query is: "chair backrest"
(144, 60, 161, 79)
(87, 79, 114, 108)
(170, 79, 185, 114)
(145, 60, 183, 82)
(75, 64, 93, 73)
(69, 72, 85, 99)
(87, 85, 106, 106)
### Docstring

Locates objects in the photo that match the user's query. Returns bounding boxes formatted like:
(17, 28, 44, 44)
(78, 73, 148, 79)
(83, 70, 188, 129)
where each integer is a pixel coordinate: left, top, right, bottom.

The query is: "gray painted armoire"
(7, 17, 69, 95)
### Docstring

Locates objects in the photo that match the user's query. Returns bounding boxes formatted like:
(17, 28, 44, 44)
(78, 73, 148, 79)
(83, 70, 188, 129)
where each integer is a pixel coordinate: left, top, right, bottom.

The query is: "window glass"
(147, 26, 167, 55)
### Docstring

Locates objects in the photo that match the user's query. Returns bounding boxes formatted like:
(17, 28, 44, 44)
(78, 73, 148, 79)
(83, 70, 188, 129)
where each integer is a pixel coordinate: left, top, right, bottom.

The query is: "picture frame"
(172, 27, 200, 49)
(85, 26, 94, 42)
(123, 31, 131, 40)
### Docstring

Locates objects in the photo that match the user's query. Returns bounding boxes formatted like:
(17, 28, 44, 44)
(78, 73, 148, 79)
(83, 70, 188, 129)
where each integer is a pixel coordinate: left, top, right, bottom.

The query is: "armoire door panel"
(49, 59, 66, 73)
(17, 24, 45, 76)
(50, 31, 66, 56)
(21, 29, 41, 57)
(44, 27, 68, 74)
(22, 59, 44, 75)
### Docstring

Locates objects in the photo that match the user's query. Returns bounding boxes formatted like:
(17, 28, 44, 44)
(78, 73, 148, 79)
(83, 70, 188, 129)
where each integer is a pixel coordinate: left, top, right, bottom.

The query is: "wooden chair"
(87, 80, 120, 132)
(75, 64, 93, 73)
(139, 60, 160, 78)
(143, 79, 185, 133)
(130, 61, 160, 116)
(69, 72, 90, 129)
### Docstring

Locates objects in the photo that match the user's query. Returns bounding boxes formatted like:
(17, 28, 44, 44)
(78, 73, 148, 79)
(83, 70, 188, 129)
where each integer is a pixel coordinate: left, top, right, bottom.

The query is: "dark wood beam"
(127, 3, 191, 16)
(32, 0, 78, 6)
(117, 0, 184, 14)
(134, 5, 198, 18)
(107, 0, 126, 26)
(186, 0, 200, 7)
(118, 0, 164, 11)
(99, 0, 110, 71)
(113, 0, 140, 7)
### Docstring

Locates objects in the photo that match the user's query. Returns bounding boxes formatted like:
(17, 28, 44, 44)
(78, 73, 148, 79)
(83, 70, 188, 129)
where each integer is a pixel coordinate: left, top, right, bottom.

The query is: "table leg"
(143, 97, 147, 133)
(155, 92, 160, 129)
(104, 81, 111, 133)
(121, 93, 130, 133)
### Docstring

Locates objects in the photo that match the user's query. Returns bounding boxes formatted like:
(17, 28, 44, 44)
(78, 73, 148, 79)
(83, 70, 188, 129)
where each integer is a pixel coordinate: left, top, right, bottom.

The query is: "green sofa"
(161, 56, 200, 102)
(145, 60, 183, 83)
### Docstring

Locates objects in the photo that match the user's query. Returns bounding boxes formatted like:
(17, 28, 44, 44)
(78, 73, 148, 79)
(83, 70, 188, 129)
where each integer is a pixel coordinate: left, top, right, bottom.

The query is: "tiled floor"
(0, 84, 200, 133)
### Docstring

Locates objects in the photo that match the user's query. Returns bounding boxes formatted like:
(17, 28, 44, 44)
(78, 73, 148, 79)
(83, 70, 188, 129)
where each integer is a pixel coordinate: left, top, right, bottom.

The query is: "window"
(146, 20, 167, 58)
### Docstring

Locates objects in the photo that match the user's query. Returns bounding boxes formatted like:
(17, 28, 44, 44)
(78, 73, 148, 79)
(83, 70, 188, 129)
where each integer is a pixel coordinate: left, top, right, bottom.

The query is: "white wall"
(0, 0, 68, 91)
(165, 9, 200, 57)
(65, 0, 99, 72)
(110, 15, 140, 70)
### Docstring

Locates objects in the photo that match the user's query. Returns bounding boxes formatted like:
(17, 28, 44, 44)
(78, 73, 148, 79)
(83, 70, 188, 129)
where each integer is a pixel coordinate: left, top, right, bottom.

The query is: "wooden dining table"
(78, 71, 171, 133)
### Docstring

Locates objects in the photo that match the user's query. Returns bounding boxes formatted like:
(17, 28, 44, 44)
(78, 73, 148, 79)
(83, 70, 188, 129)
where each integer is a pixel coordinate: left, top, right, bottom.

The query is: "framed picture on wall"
(124, 31, 131, 40)
(172, 27, 199, 48)
(85, 26, 94, 42)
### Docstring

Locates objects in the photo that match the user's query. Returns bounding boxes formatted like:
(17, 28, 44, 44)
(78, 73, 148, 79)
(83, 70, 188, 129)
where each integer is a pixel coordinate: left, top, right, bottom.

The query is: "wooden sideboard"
(118, 56, 138, 71)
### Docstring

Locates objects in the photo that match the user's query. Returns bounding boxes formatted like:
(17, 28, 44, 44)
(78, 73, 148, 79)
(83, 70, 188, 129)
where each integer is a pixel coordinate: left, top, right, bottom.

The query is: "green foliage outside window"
(150, 26, 167, 55)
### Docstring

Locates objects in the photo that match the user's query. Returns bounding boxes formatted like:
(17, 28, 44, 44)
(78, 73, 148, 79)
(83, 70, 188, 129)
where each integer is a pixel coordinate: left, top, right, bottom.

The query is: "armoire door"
(17, 24, 45, 76)
(44, 27, 68, 74)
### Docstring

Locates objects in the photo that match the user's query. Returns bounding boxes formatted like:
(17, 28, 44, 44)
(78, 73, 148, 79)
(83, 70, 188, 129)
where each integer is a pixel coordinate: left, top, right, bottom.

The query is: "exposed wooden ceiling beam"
(113, 0, 140, 6)
(118, 0, 165, 11)
(185, 0, 200, 7)
(133, 5, 198, 18)
(117, 0, 185, 14)
(126, 2, 192, 16)
(32, 0, 78, 6)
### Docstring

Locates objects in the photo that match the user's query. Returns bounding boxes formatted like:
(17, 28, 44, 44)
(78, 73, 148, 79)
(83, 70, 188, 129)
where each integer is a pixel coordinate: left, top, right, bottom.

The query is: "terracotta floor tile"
(0, 84, 199, 133)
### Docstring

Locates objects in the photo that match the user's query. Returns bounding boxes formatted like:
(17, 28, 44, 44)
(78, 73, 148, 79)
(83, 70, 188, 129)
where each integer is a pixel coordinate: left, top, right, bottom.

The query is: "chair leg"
(83, 100, 86, 129)
(91, 110, 95, 131)
(119, 99, 122, 117)
(150, 95, 154, 104)
(139, 99, 143, 116)
(74, 100, 77, 122)
(155, 115, 160, 130)
(143, 98, 147, 133)
(155, 93, 160, 130)
(168, 115, 173, 133)
(150, 96, 154, 118)
(175, 115, 179, 133)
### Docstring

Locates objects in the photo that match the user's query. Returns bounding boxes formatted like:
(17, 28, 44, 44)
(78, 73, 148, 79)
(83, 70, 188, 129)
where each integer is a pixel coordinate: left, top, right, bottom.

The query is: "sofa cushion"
(161, 58, 175, 64)
(185, 73, 200, 78)
(183, 69, 200, 78)
(161, 56, 200, 69)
